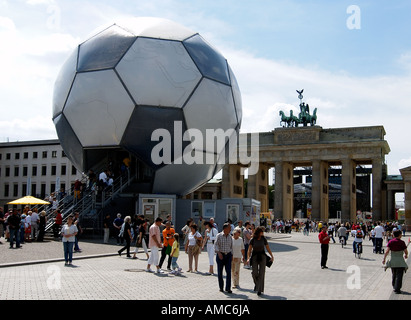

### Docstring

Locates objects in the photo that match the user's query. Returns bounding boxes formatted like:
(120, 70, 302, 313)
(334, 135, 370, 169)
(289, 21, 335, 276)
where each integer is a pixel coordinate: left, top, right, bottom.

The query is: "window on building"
(22, 184, 27, 196)
(52, 151, 57, 158)
(42, 151, 47, 158)
(31, 184, 36, 197)
(23, 166, 28, 176)
(51, 165, 57, 175)
(41, 184, 46, 199)
(61, 165, 66, 176)
(33, 152, 38, 159)
(42, 165, 47, 176)
(4, 184, 9, 197)
(23, 152, 28, 159)
(62, 150, 66, 157)
(15, 153, 20, 160)
(6, 153, 11, 160)
(13, 184, 18, 197)
(71, 165, 77, 175)
(32, 166, 37, 176)
(14, 166, 19, 177)
(5, 167, 10, 177)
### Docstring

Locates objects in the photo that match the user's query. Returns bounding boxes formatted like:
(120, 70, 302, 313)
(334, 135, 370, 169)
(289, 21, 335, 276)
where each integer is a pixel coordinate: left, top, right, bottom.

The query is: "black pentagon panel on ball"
(121, 105, 190, 171)
(152, 152, 217, 196)
(77, 25, 137, 72)
(53, 114, 84, 171)
(183, 34, 230, 86)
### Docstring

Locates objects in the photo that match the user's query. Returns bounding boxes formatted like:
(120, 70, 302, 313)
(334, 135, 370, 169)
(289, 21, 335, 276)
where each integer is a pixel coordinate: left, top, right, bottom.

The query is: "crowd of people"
(2, 205, 408, 295)
(0, 206, 48, 247)
(0, 206, 82, 261)
(105, 213, 274, 296)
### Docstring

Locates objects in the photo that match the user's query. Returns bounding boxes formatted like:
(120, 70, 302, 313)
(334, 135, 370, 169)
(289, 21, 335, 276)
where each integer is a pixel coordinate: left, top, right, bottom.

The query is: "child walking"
(170, 233, 182, 275)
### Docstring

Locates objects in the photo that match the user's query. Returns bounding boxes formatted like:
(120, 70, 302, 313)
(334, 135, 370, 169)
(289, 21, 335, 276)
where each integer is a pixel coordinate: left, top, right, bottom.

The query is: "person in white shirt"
(203, 221, 218, 275)
(352, 228, 364, 253)
(374, 222, 385, 254)
(99, 170, 108, 186)
(30, 210, 39, 240)
(61, 215, 78, 266)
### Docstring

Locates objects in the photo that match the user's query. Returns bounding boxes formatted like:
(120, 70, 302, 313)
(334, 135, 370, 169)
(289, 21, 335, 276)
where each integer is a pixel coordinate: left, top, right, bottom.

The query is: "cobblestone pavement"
(0, 231, 410, 301)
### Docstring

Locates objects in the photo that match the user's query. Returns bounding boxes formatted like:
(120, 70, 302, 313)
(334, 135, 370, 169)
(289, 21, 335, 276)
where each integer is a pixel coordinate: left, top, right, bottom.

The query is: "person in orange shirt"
(159, 221, 175, 271)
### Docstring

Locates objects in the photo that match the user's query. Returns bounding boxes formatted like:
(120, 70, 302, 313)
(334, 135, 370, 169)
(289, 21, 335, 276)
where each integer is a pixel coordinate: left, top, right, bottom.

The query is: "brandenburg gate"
(221, 91, 391, 224)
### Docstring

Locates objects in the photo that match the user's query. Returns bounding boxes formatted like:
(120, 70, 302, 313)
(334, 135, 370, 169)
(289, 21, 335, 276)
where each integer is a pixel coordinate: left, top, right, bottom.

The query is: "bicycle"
(354, 242, 362, 259)
(339, 236, 346, 248)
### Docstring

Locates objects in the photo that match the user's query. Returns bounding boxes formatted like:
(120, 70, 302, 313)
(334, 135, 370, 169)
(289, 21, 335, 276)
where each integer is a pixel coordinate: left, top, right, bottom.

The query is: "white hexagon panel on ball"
(52, 17, 242, 196)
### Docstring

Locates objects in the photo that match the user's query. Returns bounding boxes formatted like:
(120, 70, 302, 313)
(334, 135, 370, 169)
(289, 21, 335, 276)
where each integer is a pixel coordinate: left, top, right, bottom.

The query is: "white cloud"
(398, 158, 411, 171)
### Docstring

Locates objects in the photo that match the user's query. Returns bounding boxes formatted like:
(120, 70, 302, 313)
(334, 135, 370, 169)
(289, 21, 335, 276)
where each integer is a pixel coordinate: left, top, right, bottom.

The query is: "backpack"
(356, 230, 363, 238)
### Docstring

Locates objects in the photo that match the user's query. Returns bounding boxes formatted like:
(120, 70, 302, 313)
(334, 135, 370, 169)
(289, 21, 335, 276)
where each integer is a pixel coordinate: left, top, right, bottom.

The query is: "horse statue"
(279, 110, 292, 127)
(309, 108, 317, 126)
(289, 110, 300, 127)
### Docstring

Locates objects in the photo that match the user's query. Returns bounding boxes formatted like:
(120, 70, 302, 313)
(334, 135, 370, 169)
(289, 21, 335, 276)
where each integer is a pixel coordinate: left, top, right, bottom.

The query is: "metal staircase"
(44, 169, 135, 237)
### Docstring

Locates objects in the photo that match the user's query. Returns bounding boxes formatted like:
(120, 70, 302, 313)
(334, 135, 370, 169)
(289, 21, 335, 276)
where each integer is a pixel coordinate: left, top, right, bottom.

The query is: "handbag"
(265, 254, 273, 268)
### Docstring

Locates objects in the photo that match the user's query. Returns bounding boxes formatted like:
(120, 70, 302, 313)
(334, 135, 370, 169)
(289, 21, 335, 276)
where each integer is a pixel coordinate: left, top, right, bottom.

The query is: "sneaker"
(146, 269, 154, 273)
(170, 270, 176, 274)
(157, 268, 164, 274)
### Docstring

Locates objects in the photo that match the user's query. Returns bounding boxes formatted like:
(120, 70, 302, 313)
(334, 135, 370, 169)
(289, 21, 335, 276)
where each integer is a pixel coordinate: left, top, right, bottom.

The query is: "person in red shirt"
(318, 226, 331, 269)
(382, 230, 409, 294)
(53, 210, 63, 240)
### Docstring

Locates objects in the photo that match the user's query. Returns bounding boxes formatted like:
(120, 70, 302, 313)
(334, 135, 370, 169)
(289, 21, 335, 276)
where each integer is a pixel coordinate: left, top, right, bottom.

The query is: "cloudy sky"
(1, 0, 410, 178)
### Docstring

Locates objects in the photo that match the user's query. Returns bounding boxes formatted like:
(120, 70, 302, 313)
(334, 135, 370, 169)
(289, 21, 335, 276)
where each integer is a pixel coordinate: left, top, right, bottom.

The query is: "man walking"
(159, 221, 175, 271)
(374, 222, 385, 254)
(214, 223, 233, 293)
(146, 217, 164, 273)
(7, 210, 22, 249)
(318, 226, 331, 269)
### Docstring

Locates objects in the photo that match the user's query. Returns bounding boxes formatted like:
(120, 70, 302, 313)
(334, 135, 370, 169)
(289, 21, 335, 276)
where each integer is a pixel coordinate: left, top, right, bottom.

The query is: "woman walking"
(232, 228, 245, 289)
(246, 226, 274, 296)
(61, 215, 78, 266)
(185, 223, 202, 272)
(118, 216, 132, 258)
(132, 219, 150, 259)
(203, 221, 218, 275)
(382, 229, 409, 294)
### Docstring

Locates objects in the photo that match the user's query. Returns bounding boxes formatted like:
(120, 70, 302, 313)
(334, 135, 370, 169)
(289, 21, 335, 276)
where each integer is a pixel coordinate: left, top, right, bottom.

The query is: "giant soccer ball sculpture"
(52, 17, 242, 195)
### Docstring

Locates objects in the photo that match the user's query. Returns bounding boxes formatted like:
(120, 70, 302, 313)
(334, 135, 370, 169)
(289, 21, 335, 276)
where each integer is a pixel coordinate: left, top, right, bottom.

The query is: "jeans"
(63, 241, 75, 263)
(171, 257, 179, 270)
(74, 236, 80, 251)
(353, 241, 362, 253)
(216, 252, 232, 291)
(9, 228, 21, 248)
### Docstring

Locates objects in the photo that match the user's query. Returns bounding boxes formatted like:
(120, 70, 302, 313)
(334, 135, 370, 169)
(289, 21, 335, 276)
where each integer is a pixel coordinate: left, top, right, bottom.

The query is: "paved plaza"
(0, 230, 410, 301)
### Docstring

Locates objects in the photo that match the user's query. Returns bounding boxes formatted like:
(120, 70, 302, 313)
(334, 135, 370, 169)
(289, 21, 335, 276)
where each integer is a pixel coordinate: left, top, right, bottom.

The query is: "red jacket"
(318, 230, 330, 244)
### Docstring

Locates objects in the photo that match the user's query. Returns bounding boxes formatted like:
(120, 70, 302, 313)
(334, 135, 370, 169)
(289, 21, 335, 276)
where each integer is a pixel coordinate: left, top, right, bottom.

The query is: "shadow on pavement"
(268, 242, 299, 253)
